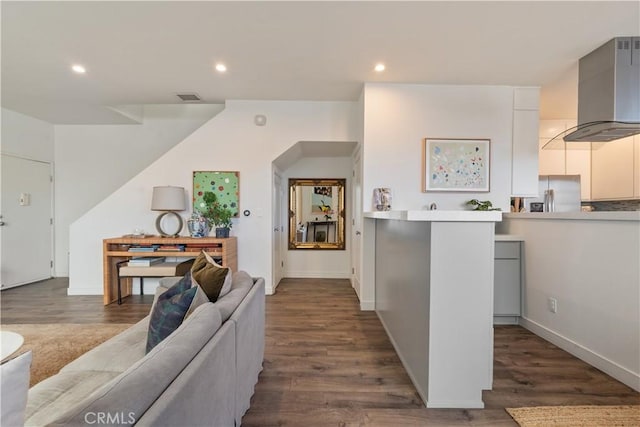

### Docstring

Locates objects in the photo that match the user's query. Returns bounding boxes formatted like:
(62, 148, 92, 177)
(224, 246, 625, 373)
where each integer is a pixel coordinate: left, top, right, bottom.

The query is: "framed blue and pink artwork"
(423, 138, 490, 192)
(193, 171, 240, 217)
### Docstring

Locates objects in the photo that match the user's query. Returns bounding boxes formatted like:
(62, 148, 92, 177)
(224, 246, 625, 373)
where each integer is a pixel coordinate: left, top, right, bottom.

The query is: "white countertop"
(503, 211, 640, 221)
(363, 210, 503, 222)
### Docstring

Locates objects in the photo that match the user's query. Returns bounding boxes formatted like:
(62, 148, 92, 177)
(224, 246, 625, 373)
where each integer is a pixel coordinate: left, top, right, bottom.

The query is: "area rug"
(506, 405, 640, 427)
(0, 323, 132, 386)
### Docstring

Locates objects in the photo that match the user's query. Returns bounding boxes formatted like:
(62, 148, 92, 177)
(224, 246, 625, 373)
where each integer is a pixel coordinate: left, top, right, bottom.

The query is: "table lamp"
(151, 186, 186, 237)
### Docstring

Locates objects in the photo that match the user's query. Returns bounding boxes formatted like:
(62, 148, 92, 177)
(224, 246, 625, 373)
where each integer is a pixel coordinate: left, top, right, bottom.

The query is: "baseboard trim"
(519, 317, 640, 391)
(67, 287, 102, 296)
(283, 271, 350, 279)
(360, 300, 375, 311)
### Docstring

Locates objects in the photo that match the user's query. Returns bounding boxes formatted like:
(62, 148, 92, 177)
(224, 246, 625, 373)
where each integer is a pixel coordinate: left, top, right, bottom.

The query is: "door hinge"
(352, 267, 355, 274)
(281, 261, 284, 267)
(50, 260, 53, 268)
(50, 218, 53, 225)
(50, 175, 53, 182)
(353, 170, 355, 177)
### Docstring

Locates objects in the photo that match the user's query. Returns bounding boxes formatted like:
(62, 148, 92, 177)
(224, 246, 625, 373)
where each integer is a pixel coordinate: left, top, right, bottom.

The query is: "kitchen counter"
(362, 210, 499, 408)
(499, 212, 640, 391)
(503, 211, 639, 221)
(364, 210, 502, 222)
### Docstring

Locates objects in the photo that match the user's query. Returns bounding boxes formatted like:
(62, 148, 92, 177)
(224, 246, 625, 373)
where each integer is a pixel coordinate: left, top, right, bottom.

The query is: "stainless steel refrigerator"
(528, 175, 582, 212)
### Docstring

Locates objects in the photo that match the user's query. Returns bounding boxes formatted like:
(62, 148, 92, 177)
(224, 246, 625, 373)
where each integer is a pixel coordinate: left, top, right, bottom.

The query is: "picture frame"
(422, 138, 491, 192)
(192, 171, 240, 217)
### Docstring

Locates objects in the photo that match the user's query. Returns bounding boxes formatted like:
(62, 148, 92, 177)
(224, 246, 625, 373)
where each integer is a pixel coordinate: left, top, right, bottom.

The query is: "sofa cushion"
(40, 303, 223, 427)
(146, 272, 206, 353)
(61, 318, 149, 374)
(213, 271, 254, 322)
(25, 370, 121, 426)
(191, 251, 231, 302)
(1, 351, 32, 427)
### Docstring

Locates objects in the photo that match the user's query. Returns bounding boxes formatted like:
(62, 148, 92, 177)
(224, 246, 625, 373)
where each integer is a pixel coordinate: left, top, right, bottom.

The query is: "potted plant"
(199, 191, 234, 238)
(466, 199, 501, 211)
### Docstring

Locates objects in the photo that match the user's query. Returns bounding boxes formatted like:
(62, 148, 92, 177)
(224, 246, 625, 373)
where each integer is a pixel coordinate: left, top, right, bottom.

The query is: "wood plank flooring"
(2, 277, 638, 426)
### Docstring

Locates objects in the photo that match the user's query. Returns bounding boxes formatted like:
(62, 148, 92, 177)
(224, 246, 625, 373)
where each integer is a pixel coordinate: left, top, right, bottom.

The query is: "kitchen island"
(498, 211, 640, 391)
(362, 210, 502, 408)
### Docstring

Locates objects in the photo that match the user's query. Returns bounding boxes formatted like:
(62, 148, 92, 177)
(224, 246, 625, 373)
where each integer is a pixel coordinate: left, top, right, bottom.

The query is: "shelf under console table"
(102, 236, 238, 305)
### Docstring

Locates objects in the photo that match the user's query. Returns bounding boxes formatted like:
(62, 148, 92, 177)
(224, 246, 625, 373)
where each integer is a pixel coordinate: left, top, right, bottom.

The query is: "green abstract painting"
(193, 171, 240, 217)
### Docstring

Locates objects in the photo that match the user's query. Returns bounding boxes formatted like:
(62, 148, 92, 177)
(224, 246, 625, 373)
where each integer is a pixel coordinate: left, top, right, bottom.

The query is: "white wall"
(54, 104, 223, 275)
(362, 83, 515, 212)
(69, 100, 358, 295)
(1, 108, 54, 161)
(499, 216, 640, 391)
(281, 156, 352, 278)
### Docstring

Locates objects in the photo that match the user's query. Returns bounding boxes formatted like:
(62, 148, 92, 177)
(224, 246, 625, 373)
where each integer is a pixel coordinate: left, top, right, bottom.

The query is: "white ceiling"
(2, 1, 638, 124)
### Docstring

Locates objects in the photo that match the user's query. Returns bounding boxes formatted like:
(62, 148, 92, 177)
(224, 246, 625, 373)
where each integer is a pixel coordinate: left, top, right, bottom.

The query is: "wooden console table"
(102, 236, 237, 305)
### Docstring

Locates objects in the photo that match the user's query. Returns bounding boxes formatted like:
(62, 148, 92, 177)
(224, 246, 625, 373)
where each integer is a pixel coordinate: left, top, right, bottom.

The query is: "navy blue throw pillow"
(146, 272, 196, 353)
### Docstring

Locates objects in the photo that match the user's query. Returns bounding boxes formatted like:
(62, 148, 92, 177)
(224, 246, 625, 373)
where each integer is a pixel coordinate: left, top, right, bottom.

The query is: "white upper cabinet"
(591, 136, 635, 200)
(539, 120, 567, 176)
(511, 88, 540, 197)
(539, 119, 592, 200)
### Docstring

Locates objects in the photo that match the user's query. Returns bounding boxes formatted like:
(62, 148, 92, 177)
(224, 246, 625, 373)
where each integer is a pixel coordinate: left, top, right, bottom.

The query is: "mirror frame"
(288, 178, 346, 250)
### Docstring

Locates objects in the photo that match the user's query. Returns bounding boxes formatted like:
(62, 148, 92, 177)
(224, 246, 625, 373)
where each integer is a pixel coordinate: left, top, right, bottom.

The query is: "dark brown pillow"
(190, 252, 230, 302)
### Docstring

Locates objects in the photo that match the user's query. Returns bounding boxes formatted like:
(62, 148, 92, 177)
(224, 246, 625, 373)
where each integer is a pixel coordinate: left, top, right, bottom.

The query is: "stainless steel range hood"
(564, 37, 640, 142)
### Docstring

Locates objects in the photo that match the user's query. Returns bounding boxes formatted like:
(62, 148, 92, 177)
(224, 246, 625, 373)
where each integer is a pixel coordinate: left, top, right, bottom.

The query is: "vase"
(187, 219, 210, 238)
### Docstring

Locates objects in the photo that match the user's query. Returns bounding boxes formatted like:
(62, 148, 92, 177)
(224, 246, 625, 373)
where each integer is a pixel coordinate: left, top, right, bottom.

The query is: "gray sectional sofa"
(24, 272, 265, 427)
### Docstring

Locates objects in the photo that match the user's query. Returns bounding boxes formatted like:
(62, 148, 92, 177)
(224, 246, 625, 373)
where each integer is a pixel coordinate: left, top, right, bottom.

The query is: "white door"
(1, 155, 53, 289)
(351, 149, 363, 298)
(272, 173, 283, 291)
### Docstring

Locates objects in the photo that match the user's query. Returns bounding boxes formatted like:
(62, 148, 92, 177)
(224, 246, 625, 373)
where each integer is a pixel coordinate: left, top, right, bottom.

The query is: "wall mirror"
(288, 178, 346, 250)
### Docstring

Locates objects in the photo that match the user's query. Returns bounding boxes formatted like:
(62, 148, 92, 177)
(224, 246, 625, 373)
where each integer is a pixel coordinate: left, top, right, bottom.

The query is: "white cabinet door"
(494, 259, 521, 316)
(539, 137, 565, 175)
(512, 88, 540, 197)
(494, 242, 521, 320)
(591, 136, 635, 200)
(512, 109, 540, 196)
(566, 142, 592, 200)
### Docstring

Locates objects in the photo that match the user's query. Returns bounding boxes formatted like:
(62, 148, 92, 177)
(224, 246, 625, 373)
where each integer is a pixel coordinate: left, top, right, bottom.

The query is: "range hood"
(564, 37, 640, 142)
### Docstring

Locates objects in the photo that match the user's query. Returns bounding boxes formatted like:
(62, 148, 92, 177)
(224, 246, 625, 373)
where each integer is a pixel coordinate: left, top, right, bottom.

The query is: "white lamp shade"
(151, 186, 186, 211)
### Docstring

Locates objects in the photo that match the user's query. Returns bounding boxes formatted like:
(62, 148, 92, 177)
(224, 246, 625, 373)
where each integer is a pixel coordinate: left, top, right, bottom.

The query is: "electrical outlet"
(548, 297, 558, 313)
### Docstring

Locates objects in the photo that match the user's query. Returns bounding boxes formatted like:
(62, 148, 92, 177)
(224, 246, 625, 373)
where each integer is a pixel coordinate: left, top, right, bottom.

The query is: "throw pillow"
(146, 271, 207, 353)
(1, 350, 32, 427)
(190, 251, 231, 302)
(203, 251, 232, 297)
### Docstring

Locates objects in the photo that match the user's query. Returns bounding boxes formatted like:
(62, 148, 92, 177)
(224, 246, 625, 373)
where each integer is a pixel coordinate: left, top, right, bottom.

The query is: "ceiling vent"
(176, 93, 202, 102)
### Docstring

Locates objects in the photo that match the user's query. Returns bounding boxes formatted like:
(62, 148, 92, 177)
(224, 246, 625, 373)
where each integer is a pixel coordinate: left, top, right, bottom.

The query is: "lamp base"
(155, 211, 184, 237)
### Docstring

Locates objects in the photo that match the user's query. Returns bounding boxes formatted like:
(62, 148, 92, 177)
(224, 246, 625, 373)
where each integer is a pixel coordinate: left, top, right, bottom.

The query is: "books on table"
(127, 257, 166, 267)
(128, 245, 159, 252)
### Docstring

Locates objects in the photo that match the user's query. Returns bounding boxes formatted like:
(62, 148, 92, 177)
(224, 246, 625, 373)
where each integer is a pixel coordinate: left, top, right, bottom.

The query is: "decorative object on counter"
(196, 191, 233, 238)
(373, 188, 392, 211)
(466, 199, 501, 211)
(193, 171, 240, 218)
(151, 186, 186, 237)
(423, 138, 490, 192)
(187, 212, 210, 238)
(530, 202, 544, 212)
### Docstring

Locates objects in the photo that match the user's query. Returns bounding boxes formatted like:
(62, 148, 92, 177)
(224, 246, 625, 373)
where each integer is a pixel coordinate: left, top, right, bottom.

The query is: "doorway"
(1, 154, 53, 289)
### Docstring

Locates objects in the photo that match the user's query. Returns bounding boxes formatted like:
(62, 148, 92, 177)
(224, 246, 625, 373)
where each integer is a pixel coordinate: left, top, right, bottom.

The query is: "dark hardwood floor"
(2, 277, 638, 426)
(1, 277, 152, 324)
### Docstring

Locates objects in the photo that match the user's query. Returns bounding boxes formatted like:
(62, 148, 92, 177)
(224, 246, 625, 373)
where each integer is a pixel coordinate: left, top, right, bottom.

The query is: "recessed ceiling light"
(374, 63, 385, 72)
(215, 63, 227, 73)
(72, 64, 86, 74)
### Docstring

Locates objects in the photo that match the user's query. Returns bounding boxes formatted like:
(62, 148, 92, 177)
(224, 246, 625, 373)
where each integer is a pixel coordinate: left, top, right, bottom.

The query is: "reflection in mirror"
(288, 179, 345, 250)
